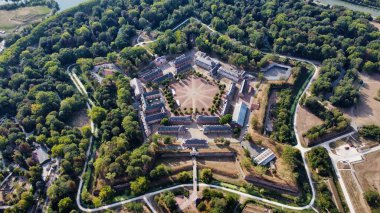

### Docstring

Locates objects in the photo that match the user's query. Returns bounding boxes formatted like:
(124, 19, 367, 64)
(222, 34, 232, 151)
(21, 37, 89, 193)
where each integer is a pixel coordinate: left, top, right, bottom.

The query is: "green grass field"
(0, 6, 50, 32)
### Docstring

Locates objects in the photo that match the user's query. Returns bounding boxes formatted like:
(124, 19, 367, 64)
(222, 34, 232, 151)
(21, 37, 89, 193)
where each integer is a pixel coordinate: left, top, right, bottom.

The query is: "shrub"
(200, 168, 212, 183)
(364, 190, 380, 209)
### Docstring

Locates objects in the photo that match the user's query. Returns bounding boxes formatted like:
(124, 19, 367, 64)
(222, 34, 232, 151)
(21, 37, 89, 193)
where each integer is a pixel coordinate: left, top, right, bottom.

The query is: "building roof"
(145, 102, 164, 111)
(239, 79, 249, 94)
(254, 148, 276, 166)
(176, 63, 192, 73)
(145, 112, 166, 122)
(142, 68, 162, 81)
(154, 56, 166, 62)
(221, 100, 231, 115)
(196, 115, 220, 123)
(174, 54, 191, 67)
(183, 138, 207, 146)
(204, 125, 232, 133)
(195, 56, 218, 69)
(158, 125, 186, 132)
(226, 83, 236, 99)
(153, 73, 174, 83)
(169, 116, 192, 122)
(130, 78, 144, 96)
(218, 67, 245, 78)
(143, 90, 160, 98)
(232, 102, 248, 127)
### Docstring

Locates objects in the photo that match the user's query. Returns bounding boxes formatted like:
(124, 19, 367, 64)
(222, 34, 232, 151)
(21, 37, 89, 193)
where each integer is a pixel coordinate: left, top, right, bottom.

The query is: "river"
(315, 0, 380, 17)
(55, 0, 88, 11)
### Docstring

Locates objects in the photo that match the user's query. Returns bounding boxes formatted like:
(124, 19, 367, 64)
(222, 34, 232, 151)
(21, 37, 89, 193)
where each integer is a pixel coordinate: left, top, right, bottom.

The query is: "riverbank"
(314, 0, 380, 17)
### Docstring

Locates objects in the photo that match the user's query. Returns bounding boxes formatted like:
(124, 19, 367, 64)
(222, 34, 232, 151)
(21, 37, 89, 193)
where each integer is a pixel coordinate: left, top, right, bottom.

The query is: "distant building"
(195, 51, 219, 70)
(203, 125, 232, 134)
(239, 79, 249, 98)
(196, 115, 220, 125)
(154, 56, 167, 66)
(169, 116, 193, 125)
(217, 67, 246, 82)
(232, 102, 248, 127)
(226, 83, 236, 100)
(174, 54, 192, 74)
(130, 78, 144, 98)
(158, 125, 186, 135)
(254, 149, 276, 166)
(183, 138, 208, 148)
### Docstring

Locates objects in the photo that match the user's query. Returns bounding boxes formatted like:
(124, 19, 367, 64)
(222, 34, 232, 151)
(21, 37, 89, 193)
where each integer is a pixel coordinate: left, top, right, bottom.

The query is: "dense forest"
(0, 0, 379, 211)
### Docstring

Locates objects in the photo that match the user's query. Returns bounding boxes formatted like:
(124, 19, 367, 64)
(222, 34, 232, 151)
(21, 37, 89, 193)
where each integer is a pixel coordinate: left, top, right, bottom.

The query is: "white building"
(254, 149, 275, 166)
(154, 56, 167, 66)
(130, 78, 144, 98)
(232, 102, 248, 127)
(217, 67, 246, 82)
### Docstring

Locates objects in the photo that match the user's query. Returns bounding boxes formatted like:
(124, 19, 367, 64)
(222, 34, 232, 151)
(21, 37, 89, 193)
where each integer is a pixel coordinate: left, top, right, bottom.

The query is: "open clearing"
(171, 76, 219, 111)
(371, 21, 380, 31)
(353, 150, 380, 194)
(250, 83, 270, 132)
(0, 6, 50, 32)
(157, 157, 193, 172)
(67, 109, 90, 128)
(342, 73, 380, 127)
(197, 156, 242, 179)
(296, 106, 324, 137)
(242, 203, 271, 213)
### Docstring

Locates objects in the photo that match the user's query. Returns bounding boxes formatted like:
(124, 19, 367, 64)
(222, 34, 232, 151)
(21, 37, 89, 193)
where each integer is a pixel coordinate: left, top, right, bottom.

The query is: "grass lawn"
(0, 6, 51, 32)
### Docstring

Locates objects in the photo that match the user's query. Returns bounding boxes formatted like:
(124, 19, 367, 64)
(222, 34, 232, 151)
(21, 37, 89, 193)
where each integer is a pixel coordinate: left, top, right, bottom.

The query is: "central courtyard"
(171, 76, 219, 111)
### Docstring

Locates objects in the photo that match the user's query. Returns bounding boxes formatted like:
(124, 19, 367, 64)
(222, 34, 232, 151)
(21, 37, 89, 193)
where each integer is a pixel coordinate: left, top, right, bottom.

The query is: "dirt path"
(370, 21, 380, 31)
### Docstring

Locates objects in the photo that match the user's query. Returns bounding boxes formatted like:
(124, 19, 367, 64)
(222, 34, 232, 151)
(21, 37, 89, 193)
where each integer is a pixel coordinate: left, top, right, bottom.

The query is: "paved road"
(290, 55, 320, 211)
(143, 196, 156, 213)
(192, 157, 197, 199)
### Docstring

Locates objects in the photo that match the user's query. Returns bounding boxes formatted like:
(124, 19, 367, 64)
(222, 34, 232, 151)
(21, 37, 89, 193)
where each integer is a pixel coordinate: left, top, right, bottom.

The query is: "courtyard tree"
(219, 114, 232, 125)
(160, 118, 169, 126)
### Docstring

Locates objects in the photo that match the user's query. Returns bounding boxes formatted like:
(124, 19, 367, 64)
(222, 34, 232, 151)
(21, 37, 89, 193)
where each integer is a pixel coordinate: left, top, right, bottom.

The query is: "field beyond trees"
(0, 6, 50, 33)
